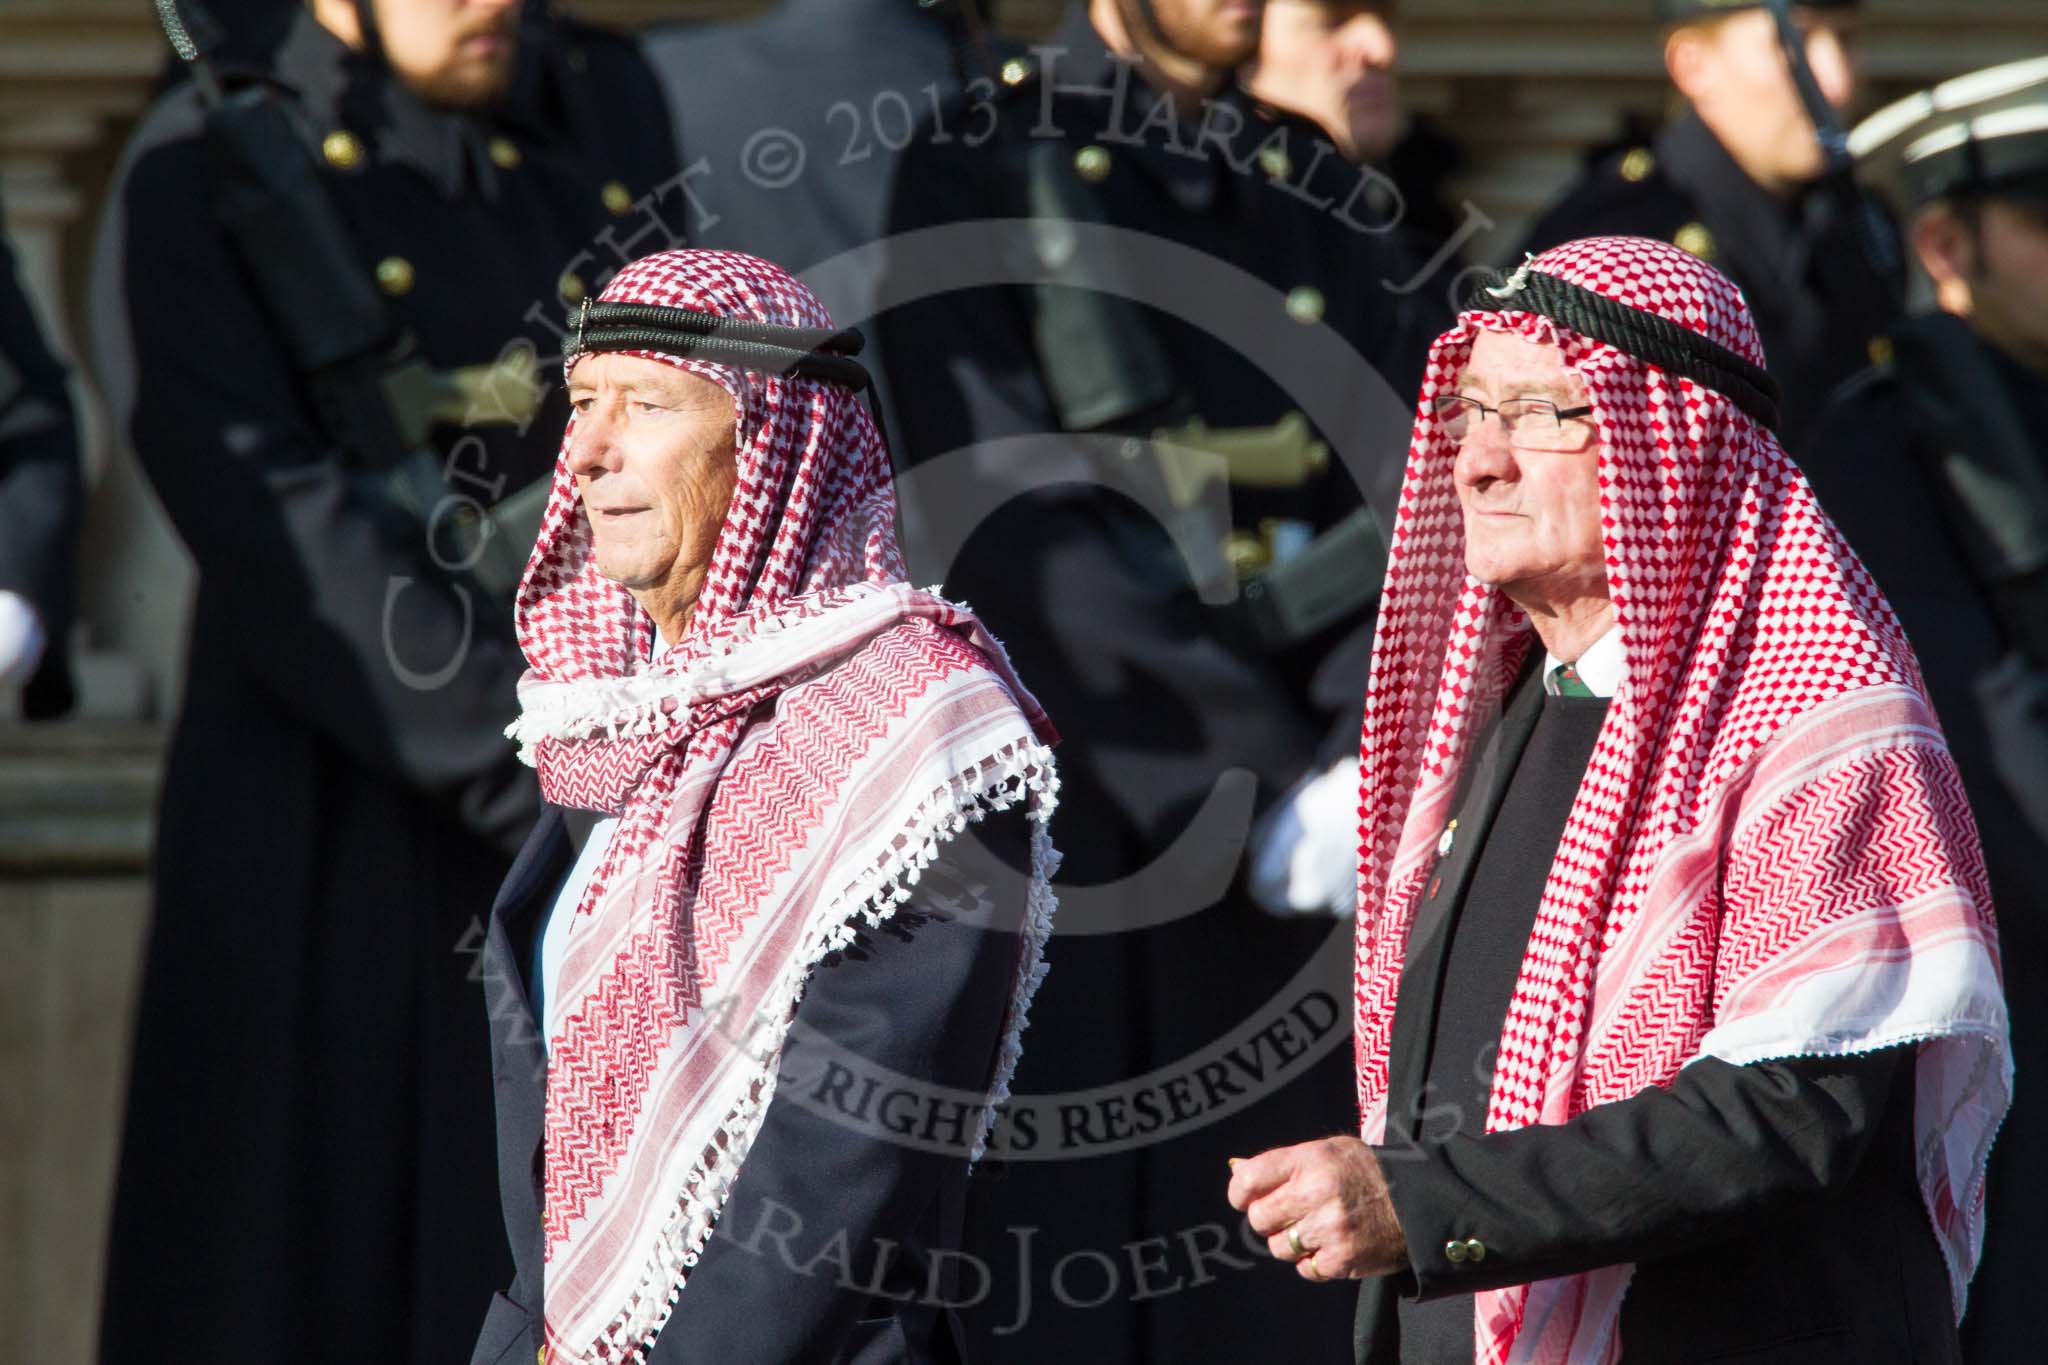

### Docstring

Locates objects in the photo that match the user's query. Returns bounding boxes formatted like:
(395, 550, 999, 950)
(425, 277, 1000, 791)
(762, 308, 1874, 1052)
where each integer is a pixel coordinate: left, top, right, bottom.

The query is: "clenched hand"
(1226, 1136, 1407, 1282)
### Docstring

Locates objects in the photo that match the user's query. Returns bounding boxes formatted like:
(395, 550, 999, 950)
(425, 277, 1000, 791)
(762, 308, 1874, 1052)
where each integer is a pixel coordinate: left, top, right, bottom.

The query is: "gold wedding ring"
(1286, 1224, 1308, 1259)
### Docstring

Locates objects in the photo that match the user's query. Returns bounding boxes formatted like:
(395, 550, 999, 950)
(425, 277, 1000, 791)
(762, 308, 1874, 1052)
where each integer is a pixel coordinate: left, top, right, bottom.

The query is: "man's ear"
(1664, 25, 1716, 105)
(1912, 205, 1978, 316)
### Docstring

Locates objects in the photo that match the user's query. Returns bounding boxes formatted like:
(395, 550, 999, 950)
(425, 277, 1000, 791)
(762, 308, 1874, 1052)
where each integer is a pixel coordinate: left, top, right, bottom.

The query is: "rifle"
(1762, 0, 1905, 319)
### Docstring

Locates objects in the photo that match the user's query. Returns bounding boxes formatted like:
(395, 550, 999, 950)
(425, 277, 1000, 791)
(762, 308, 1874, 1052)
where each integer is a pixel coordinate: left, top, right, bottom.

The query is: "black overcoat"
(90, 10, 678, 1360)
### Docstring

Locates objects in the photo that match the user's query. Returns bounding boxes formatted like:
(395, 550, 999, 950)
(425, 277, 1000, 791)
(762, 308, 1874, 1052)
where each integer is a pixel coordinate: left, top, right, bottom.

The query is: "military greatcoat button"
(1674, 222, 1717, 261)
(375, 256, 416, 297)
(559, 271, 587, 305)
(1868, 335, 1895, 366)
(1000, 57, 1031, 87)
(1444, 1239, 1470, 1265)
(1074, 145, 1112, 182)
(1258, 143, 1293, 181)
(601, 180, 634, 216)
(1284, 285, 1325, 324)
(1224, 530, 1269, 580)
(1619, 147, 1656, 183)
(1464, 1238, 1487, 1263)
(488, 136, 522, 170)
(321, 129, 365, 170)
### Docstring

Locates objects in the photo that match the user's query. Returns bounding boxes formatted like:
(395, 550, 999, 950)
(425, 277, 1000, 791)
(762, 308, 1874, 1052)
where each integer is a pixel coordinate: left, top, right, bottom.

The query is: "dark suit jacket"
(1353, 667, 1959, 1365)
(472, 804, 1031, 1365)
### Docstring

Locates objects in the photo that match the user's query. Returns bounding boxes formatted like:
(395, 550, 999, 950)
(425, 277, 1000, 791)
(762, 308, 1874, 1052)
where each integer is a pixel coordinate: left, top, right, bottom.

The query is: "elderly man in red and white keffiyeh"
(474, 249, 1060, 1365)
(1229, 237, 2010, 1363)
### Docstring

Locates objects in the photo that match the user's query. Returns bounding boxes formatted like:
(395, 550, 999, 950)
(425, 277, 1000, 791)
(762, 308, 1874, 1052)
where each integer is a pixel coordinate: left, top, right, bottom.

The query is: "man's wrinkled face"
(1244, 1, 1399, 162)
(375, 0, 521, 109)
(1148, 0, 1267, 70)
(1673, 8, 1860, 190)
(1450, 330, 1608, 611)
(566, 354, 739, 639)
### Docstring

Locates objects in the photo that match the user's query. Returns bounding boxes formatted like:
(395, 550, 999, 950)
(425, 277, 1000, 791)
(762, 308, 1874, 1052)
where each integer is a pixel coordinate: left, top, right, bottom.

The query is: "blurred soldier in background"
(1242, 0, 1401, 164)
(0, 193, 81, 721)
(877, 0, 1444, 1358)
(642, 0, 1042, 510)
(644, 0, 1012, 433)
(1802, 57, 2048, 1364)
(645, 0, 1005, 321)
(1241, 0, 1471, 315)
(1520, 0, 1899, 451)
(90, 1, 677, 1359)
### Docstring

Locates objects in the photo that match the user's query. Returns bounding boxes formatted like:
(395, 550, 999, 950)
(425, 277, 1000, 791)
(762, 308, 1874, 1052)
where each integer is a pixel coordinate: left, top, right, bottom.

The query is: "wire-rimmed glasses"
(1430, 394, 1596, 452)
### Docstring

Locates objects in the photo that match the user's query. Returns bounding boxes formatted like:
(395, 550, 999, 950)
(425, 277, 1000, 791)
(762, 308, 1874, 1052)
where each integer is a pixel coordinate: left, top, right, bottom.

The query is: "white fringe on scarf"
(604, 740, 1061, 1361)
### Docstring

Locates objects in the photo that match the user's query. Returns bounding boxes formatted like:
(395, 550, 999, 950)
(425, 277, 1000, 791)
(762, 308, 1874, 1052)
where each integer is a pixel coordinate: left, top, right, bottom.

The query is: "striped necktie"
(1549, 662, 1596, 698)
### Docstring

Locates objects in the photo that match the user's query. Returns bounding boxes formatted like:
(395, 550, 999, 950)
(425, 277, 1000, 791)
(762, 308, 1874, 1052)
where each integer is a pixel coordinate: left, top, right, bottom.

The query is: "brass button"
(1224, 530, 1270, 580)
(1674, 222, 1716, 261)
(601, 180, 633, 216)
(1618, 147, 1655, 183)
(1000, 57, 1030, 87)
(559, 271, 587, 305)
(1074, 145, 1111, 182)
(321, 129, 365, 170)
(1868, 335, 1895, 367)
(375, 256, 416, 297)
(1258, 143, 1292, 181)
(1444, 1239, 1470, 1265)
(1284, 285, 1325, 325)
(1464, 1238, 1486, 1263)
(488, 136, 522, 170)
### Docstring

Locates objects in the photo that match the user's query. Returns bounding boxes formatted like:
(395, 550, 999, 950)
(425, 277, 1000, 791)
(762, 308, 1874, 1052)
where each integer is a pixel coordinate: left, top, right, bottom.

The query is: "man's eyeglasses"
(1430, 394, 1595, 452)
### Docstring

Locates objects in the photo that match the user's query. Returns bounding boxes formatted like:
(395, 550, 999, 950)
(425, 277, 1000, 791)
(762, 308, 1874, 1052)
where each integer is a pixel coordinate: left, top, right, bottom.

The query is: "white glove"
(0, 590, 45, 688)
(1248, 755, 1361, 916)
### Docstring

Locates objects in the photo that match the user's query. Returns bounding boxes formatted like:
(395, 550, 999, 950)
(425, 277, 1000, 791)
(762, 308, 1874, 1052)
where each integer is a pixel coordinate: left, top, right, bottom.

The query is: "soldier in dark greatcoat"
(1800, 58, 2048, 1365)
(1519, 0, 1898, 452)
(643, 0, 1017, 431)
(90, 2, 679, 1358)
(875, 1, 1446, 1358)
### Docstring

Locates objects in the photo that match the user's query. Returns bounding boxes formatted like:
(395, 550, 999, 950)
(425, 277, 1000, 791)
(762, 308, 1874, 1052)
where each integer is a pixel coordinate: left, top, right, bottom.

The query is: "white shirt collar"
(1543, 621, 1623, 698)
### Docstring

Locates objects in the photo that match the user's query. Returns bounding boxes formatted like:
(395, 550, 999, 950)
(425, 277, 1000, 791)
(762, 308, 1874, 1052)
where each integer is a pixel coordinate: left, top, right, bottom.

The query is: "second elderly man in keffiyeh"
(468, 250, 1060, 1365)
(1229, 236, 2010, 1364)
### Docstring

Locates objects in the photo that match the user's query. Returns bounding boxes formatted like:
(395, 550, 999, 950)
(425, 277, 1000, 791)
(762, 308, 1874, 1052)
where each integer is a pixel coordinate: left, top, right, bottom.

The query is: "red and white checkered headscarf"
(507, 250, 1060, 1363)
(1352, 237, 2009, 1363)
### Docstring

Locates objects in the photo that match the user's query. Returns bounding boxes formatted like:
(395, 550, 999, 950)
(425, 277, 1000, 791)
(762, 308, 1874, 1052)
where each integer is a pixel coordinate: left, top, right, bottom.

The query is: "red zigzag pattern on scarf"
(542, 621, 984, 1242)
